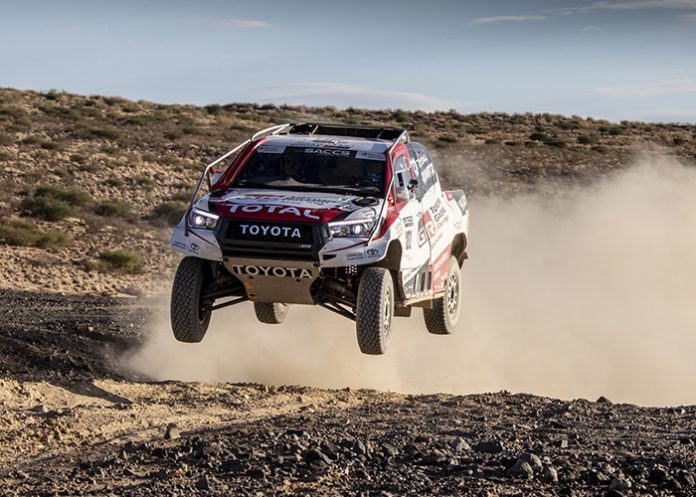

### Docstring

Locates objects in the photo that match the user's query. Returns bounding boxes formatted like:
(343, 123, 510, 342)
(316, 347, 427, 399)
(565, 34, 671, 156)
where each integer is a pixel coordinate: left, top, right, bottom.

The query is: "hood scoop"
(352, 197, 379, 207)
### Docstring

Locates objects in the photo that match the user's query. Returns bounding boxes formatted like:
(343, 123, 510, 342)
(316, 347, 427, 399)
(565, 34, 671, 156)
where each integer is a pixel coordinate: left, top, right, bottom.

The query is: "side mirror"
(396, 177, 417, 202)
(395, 184, 410, 202)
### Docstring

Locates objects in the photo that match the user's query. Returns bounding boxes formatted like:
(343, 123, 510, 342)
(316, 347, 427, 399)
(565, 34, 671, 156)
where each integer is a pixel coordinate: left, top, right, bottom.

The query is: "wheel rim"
(383, 287, 392, 335)
(198, 302, 210, 324)
(446, 273, 459, 317)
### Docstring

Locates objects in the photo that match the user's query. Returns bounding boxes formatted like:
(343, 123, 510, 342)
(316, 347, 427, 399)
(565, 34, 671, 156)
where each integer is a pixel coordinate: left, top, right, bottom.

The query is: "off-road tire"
(170, 257, 212, 343)
(355, 268, 394, 355)
(424, 256, 461, 335)
(254, 302, 289, 324)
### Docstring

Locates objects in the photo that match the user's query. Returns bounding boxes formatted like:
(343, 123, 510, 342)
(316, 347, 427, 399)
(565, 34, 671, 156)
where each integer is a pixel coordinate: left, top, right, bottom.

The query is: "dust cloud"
(127, 154, 696, 406)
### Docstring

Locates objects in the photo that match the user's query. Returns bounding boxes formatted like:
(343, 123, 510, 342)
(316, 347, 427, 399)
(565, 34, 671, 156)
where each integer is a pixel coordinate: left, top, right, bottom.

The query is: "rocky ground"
(1, 289, 695, 497)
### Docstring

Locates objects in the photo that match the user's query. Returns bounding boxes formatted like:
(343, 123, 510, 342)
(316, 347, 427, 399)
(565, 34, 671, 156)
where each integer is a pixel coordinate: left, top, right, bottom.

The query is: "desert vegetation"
(0, 86, 693, 295)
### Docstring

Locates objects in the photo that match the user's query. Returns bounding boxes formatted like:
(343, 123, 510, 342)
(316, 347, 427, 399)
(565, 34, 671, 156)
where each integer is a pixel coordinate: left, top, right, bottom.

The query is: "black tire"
(170, 257, 212, 343)
(355, 268, 394, 355)
(423, 256, 461, 335)
(254, 302, 289, 324)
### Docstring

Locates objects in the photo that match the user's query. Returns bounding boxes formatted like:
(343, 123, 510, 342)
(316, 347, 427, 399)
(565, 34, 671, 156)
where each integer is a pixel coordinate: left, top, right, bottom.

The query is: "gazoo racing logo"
(227, 203, 321, 219)
(229, 265, 314, 279)
(239, 223, 302, 239)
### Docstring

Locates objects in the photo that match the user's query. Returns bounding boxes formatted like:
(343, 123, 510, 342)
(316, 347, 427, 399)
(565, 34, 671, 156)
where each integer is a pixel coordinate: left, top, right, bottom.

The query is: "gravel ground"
(1, 289, 695, 497)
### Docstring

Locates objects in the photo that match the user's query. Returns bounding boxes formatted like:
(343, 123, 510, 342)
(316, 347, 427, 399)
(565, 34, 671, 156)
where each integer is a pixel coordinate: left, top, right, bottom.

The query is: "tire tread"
(423, 256, 460, 335)
(170, 257, 210, 343)
(356, 268, 392, 355)
(254, 302, 288, 324)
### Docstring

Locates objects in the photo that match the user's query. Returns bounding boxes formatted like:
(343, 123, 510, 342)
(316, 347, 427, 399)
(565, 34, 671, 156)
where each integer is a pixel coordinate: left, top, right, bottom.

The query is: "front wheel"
(423, 256, 461, 335)
(355, 268, 394, 355)
(170, 257, 212, 343)
(254, 302, 289, 324)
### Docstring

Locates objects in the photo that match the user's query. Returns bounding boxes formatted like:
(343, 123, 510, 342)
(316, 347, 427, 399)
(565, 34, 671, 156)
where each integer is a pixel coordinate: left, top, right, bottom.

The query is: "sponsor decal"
(420, 163, 437, 189)
(422, 210, 437, 239)
(346, 252, 365, 262)
(431, 247, 451, 291)
(189, 242, 200, 253)
(365, 248, 380, 258)
(172, 240, 187, 250)
(239, 224, 302, 239)
(304, 148, 351, 157)
(223, 194, 353, 207)
(257, 145, 285, 154)
(228, 203, 321, 220)
(229, 265, 314, 279)
(289, 139, 352, 149)
(431, 198, 449, 228)
(402, 216, 414, 228)
(226, 194, 284, 200)
(281, 196, 352, 206)
(355, 151, 386, 161)
(404, 229, 413, 250)
(417, 219, 428, 248)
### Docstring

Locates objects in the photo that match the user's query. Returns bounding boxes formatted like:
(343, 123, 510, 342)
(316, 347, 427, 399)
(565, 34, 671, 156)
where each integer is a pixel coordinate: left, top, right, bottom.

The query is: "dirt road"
(1, 289, 695, 496)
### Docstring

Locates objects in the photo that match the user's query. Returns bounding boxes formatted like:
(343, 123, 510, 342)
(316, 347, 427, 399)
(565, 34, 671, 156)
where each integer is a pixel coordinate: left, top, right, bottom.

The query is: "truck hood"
(207, 188, 383, 223)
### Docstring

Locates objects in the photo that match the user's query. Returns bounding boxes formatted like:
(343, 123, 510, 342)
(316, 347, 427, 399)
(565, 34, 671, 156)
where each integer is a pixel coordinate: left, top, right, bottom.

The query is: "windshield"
(233, 145, 386, 196)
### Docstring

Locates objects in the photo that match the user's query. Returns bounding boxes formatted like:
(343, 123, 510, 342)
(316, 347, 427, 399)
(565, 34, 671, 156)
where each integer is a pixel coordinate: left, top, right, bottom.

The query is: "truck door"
(410, 143, 452, 294)
(392, 153, 431, 300)
(414, 144, 452, 293)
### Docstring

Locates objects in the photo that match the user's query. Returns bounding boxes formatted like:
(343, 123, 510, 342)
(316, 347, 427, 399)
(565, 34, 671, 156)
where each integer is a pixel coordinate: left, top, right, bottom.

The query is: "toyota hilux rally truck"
(169, 122, 469, 355)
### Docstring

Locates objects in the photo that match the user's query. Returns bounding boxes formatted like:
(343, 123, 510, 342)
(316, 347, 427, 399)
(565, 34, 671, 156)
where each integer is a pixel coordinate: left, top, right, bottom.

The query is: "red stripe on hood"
(211, 200, 347, 223)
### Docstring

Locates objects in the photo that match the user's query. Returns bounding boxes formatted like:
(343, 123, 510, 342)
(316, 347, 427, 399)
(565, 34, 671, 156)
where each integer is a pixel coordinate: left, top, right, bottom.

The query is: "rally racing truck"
(169, 122, 469, 355)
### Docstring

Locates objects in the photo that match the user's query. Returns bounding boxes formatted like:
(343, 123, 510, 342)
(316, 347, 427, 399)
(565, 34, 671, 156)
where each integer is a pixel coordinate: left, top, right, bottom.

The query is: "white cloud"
(471, 15, 547, 24)
(683, 12, 696, 18)
(596, 78, 696, 96)
(561, 0, 696, 13)
(215, 18, 270, 29)
(255, 83, 461, 112)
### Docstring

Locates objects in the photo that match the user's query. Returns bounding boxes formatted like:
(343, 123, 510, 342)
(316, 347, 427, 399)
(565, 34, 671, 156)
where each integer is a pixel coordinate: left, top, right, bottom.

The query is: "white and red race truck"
(170, 123, 469, 354)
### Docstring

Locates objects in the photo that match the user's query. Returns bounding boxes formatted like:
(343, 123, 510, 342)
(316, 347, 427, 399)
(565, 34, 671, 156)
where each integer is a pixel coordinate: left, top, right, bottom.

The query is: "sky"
(1, 0, 695, 122)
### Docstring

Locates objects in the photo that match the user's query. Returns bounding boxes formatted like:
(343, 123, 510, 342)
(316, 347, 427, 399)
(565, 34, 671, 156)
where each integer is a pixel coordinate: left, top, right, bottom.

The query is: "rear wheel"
(423, 256, 461, 335)
(355, 268, 394, 355)
(170, 257, 212, 343)
(254, 302, 289, 324)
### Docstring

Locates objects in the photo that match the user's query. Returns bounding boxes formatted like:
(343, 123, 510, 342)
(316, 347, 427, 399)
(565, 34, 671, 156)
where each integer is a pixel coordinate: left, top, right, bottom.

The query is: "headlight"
(328, 218, 377, 238)
(188, 208, 219, 229)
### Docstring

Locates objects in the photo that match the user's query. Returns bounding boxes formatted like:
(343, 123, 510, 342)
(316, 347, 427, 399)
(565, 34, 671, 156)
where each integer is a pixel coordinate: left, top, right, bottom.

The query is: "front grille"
(216, 219, 325, 260)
